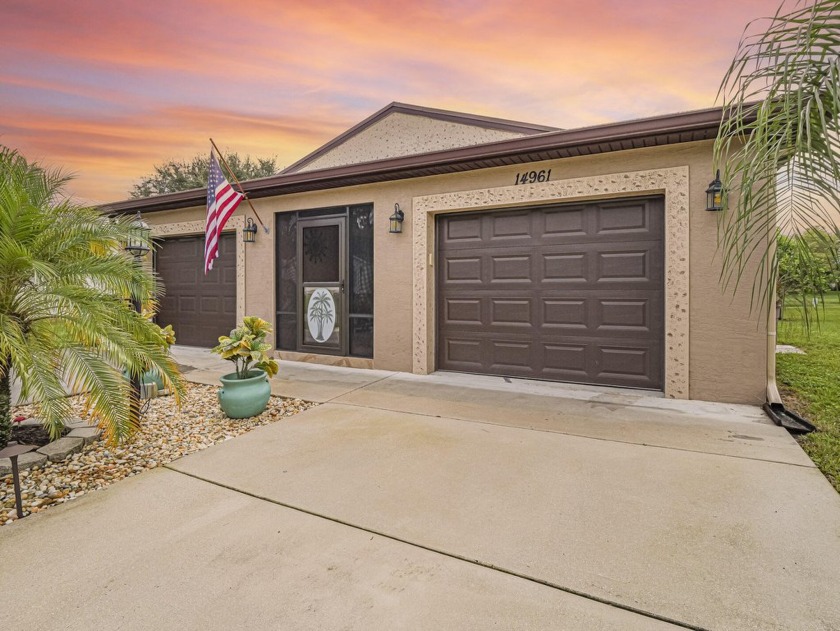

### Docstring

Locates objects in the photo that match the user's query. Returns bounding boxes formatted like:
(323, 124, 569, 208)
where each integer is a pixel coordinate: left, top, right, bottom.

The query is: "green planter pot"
(218, 369, 271, 419)
(142, 369, 165, 391)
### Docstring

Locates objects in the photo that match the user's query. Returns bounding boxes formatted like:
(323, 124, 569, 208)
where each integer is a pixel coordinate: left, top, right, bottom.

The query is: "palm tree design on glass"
(307, 289, 335, 343)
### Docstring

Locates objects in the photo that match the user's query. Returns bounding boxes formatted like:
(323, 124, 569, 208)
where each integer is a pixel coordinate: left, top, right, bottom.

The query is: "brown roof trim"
(280, 101, 559, 174)
(101, 106, 726, 215)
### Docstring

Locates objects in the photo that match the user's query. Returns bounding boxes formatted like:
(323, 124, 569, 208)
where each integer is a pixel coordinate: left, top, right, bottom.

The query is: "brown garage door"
(437, 197, 664, 389)
(156, 233, 236, 347)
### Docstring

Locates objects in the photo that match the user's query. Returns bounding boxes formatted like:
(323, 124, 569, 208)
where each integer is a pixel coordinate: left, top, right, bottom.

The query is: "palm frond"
(714, 0, 840, 322)
(0, 145, 186, 447)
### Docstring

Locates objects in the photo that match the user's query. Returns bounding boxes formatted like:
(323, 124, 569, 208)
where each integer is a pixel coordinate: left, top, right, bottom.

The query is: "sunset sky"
(2, 0, 785, 203)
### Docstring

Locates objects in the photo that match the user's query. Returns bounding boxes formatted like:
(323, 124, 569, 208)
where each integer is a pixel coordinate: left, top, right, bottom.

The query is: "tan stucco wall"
(295, 112, 527, 172)
(145, 139, 768, 404)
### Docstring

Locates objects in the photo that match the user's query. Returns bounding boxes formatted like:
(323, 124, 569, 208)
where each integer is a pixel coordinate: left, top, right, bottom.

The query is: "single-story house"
(103, 102, 770, 404)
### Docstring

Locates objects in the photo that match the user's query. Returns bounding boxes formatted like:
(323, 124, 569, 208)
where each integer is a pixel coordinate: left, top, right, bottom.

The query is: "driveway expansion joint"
(165, 464, 711, 631)
(321, 373, 397, 403)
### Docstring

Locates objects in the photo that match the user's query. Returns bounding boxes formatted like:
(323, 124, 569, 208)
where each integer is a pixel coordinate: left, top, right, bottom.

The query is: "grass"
(776, 292, 840, 493)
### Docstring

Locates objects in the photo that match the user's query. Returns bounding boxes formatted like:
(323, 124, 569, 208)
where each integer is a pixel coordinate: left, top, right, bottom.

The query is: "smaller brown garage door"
(437, 197, 664, 389)
(156, 233, 236, 347)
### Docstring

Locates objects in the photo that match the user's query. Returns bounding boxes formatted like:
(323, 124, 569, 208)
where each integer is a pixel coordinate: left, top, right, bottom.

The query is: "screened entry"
(275, 204, 374, 358)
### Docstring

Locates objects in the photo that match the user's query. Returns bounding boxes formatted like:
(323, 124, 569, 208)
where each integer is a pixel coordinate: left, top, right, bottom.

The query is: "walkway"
(2, 348, 838, 630)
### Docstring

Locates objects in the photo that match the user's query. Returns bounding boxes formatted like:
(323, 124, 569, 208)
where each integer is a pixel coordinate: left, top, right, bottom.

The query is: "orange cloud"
(2, 0, 786, 203)
(2, 104, 349, 202)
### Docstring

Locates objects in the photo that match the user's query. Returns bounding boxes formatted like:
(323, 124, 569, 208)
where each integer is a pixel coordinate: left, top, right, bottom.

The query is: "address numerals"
(515, 169, 551, 185)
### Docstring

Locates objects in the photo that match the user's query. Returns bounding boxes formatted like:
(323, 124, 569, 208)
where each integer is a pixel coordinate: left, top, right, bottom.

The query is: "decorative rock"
(776, 344, 805, 355)
(1, 383, 317, 525)
(63, 417, 95, 430)
(0, 450, 46, 476)
(68, 427, 102, 445)
(37, 437, 85, 462)
(17, 417, 43, 427)
(15, 451, 48, 470)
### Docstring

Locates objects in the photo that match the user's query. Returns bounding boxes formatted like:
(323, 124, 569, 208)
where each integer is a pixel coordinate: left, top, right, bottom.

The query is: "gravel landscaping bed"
(1, 383, 317, 525)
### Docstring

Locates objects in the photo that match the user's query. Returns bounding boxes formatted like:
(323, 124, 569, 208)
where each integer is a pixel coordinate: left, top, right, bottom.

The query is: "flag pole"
(210, 138, 269, 233)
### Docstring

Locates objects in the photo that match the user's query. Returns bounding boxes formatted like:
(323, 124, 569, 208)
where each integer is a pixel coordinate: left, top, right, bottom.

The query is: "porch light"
(124, 211, 151, 258)
(705, 169, 724, 211)
(243, 217, 258, 243)
(123, 210, 150, 421)
(389, 203, 405, 234)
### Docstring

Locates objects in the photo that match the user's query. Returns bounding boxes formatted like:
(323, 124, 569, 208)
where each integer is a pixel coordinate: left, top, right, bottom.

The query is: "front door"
(298, 216, 346, 355)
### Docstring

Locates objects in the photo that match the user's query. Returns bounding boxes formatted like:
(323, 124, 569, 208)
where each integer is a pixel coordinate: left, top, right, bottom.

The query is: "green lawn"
(777, 293, 840, 493)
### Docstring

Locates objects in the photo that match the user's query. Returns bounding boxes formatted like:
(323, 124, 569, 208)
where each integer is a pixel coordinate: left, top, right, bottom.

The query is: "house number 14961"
(515, 169, 551, 185)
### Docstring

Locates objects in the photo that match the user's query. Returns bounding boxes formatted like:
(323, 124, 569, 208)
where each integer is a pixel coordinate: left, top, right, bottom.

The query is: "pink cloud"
(1, 0, 786, 202)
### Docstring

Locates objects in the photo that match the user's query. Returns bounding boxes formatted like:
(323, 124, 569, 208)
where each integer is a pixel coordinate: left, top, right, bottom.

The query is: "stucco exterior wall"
(295, 113, 527, 172)
(145, 139, 768, 404)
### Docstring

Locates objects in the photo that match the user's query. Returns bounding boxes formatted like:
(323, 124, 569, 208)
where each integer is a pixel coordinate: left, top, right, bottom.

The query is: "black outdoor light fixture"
(706, 169, 724, 211)
(243, 217, 258, 243)
(123, 210, 151, 416)
(125, 211, 151, 257)
(389, 203, 405, 234)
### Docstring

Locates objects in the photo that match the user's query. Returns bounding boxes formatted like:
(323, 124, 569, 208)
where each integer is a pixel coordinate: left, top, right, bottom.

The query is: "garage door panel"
(597, 251, 649, 281)
(596, 345, 661, 388)
(543, 343, 588, 375)
(441, 293, 661, 336)
(541, 245, 662, 287)
(444, 298, 483, 325)
(442, 338, 483, 366)
(597, 299, 651, 331)
(542, 207, 587, 236)
(598, 346, 649, 375)
(178, 296, 196, 313)
(490, 211, 532, 239)
(156, 233, 236, 348)
(222, 267, 237, 284)
(437, 197, 664, 389)
(543, 299, 588, 328)
(444, 257, 483, 283)
(442, 215, 482, 243)
(201, 296, 220, 312)
(595, 202, 652, 235)
(490, 255, 532, 281)
(490, 341, 533, 370)
(490, 298, 532, 326)
(542, 252, 588, 281)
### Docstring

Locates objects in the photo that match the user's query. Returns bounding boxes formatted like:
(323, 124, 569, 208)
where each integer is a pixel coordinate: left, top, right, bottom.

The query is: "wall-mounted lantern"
(124, 211, 151, 258)
(123, 210, 151, 415)
(243, 217, 258, 243)
(705, 169, 724, 211)
(389, 203, 405, 234)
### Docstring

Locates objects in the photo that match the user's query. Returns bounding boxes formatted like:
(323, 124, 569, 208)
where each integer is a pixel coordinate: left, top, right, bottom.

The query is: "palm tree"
(308, 291, 334, 342)
(714, 0, 840, 319)
(0, 146, 185, 448)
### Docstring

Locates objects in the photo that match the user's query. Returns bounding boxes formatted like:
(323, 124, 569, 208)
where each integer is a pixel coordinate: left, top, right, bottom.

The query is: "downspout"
(763, 262, 816, 433)
(766, 286, 782, 404)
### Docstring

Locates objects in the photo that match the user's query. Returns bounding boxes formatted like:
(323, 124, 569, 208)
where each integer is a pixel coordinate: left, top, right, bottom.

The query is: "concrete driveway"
(2, 351, 839, 630)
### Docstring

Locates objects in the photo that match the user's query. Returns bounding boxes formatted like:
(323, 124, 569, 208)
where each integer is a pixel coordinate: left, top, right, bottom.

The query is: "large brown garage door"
(437, 197, 664, 389)
(156, 233, 236, 347)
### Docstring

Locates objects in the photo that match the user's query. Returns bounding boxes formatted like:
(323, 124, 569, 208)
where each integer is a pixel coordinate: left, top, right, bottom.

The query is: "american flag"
(205, 152, 243, 274)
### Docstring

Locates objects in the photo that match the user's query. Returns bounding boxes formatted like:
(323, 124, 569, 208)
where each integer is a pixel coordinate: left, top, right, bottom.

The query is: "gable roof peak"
(281, 101, 559, 174)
